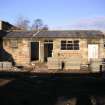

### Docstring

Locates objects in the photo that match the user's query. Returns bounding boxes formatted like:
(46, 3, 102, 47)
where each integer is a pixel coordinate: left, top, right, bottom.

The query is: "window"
(61, 40, 79, 50)
(44, 40, 53, 43)
(11, 40, 18, 48)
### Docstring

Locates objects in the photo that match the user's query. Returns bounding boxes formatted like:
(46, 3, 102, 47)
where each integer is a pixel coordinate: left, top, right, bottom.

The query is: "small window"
(49, 40, 53, 42)
(44, 40, 49, 42)
(68, 41, 72, 43)
(61, 40, 66, 44)
(74, 40, 79, 44)
(11, 40, 18, 48)
(44, 40, 53, 43)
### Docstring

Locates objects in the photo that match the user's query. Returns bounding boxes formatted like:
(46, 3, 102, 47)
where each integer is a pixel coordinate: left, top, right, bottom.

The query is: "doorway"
(88, 44, 98, 61)
(44, 43, 53, 62)
(31, 42, 39, 61)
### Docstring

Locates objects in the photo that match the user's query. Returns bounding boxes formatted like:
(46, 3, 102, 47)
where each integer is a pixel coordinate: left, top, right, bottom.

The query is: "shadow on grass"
(0, 75, 105, 105)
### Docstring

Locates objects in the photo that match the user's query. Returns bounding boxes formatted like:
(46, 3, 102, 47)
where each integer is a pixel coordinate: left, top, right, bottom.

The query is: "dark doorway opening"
(31, 42, 39, 61)
(44, 43, 53, 62)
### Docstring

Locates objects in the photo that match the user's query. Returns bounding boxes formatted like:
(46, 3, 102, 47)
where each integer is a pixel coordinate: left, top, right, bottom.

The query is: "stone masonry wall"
(48, 38, 103, 70)
(48, 38, 84, 70)
(3, 38, 30, 66)
(2, 37, 104, 71)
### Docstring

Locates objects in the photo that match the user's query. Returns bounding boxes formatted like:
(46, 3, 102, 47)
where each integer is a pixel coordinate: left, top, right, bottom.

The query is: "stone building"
(0, 21, 105, 72)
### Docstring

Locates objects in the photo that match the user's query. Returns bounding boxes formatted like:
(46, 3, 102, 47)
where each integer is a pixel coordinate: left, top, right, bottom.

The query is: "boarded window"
(11, 40, 18, 48)
(61, 40, 79, 50)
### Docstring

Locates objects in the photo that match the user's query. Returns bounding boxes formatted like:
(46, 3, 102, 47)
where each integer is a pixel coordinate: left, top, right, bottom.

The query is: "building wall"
(48, 38, 85, 70)
(48, 38, 103, 71)
(3, 38, 30, 66)
(3, 38, 44, 67)
(2, 37, 104, 71)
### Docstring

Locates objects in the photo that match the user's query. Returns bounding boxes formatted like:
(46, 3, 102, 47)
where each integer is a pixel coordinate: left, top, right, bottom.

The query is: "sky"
(0, 0, 105, 30)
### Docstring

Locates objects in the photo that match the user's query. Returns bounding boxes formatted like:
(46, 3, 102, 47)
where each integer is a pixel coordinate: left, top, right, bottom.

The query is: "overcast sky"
(0, 0, 105, 30)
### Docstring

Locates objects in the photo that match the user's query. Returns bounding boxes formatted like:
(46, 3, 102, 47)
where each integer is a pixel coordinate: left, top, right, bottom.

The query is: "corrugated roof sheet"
(3, 30, 104, 38)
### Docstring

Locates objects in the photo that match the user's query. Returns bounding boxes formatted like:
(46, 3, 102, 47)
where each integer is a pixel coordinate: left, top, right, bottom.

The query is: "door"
(44, 43, 53, 62)
(88, 44, 98, 61)
(31, 42, 39, 61)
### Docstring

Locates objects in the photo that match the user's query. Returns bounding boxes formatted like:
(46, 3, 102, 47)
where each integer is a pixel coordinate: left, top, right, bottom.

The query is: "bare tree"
(42, 25, 49, 30)
(15, 16, 30, 30)
(31, 19, 43, 31)
(15, 17, 48, 31)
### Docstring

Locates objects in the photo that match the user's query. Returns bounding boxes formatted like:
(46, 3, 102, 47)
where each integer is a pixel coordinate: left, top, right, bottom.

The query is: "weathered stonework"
(3, 36, 105, 72)
(3, 38, 30, 66)
(0, 29, 104, 72)
(47, 38, 104, 72)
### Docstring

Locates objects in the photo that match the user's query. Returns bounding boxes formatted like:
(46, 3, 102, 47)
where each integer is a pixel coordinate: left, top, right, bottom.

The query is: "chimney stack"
(0, 20, 14, 31)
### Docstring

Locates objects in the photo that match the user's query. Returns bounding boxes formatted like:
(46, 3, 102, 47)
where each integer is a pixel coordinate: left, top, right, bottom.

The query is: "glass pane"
(44, 40, 48, 42)
(61, 40, 66, 44)
(74, 40, 79, 44)
(67, 44, 73, 50)
(61, 44, 66, 50)
(49, 40, 53, 42)
(68, 41, 72, 43)
(74, 45, 79, 50)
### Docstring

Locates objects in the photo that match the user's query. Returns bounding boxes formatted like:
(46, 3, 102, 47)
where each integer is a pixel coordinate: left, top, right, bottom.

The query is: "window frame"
(11, 40, 18, 48)
(61, 40, 80, 50)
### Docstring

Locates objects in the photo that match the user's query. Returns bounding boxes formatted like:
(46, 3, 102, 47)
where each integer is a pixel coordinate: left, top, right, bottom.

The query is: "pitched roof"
(36, 30, 104, 38)
(3, 30, 104, 38)
(5, 31, 35, 38)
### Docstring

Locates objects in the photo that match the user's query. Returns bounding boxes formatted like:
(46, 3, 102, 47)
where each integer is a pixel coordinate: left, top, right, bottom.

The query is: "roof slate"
(3, 30, 104, 38)
(36, 30, 104, 38)
(5, 31, 35, 38)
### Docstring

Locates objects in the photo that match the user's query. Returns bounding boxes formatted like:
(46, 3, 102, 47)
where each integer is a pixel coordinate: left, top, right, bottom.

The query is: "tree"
(31, 19, 43, 31)
(15, 16, 30, 30)
(15, 17, 49, 31)
(42, 25, 49, 30)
